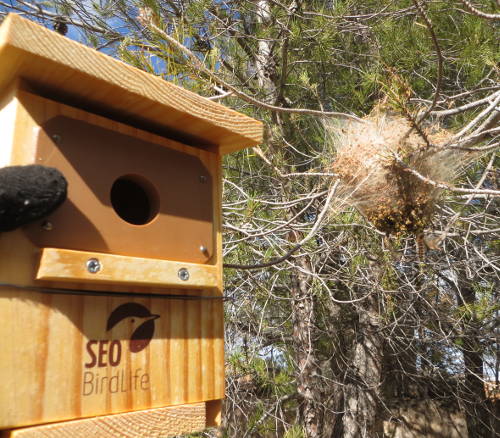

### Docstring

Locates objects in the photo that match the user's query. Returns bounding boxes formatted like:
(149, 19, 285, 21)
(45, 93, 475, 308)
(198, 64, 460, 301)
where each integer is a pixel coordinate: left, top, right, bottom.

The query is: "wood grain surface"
(0, 82, 225, 430)
(6, 403, 206, 438)
(0, 264, 224, 428)
(0, 14, 262, 154)
(37, 248, 219, 289)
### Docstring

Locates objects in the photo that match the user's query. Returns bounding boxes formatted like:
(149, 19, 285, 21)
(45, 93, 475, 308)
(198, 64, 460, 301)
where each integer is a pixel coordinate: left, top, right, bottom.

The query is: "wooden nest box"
(0, 14, 262, 438)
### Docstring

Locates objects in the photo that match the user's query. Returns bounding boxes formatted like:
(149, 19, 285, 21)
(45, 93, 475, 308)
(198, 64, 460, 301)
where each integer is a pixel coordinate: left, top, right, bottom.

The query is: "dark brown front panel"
(25, 116, 214, 263)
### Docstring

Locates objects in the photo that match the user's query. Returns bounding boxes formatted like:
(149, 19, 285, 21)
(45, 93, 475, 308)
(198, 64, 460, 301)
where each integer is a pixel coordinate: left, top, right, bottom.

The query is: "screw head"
(178, 268, 190, 281)
(86, 258, 101, 274)
(199, 175, 207, 183)
(52, 134, 61, 144)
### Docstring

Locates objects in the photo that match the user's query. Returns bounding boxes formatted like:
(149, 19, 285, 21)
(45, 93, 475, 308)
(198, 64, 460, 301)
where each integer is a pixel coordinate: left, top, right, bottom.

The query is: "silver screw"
(52, 134, 61, 144)
(200, 245, 209, 256)
(41, 220, 53, 231)
(199, 175, 207, 183)
(178, 268, 190, 281)
(86, 258, 101, 274)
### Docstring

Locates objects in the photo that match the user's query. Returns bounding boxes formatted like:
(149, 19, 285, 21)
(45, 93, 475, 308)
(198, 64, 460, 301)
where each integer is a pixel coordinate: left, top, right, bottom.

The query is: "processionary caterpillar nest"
(326, 111, 468, 235)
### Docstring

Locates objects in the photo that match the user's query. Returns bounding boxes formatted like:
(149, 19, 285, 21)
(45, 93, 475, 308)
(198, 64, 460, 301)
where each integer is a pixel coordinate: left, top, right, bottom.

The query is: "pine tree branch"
(145, 19, 364, 122)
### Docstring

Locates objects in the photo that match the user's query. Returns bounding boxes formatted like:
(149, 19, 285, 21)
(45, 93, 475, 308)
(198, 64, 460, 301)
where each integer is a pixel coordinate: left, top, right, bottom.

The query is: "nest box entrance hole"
(110, 175, 160, 226)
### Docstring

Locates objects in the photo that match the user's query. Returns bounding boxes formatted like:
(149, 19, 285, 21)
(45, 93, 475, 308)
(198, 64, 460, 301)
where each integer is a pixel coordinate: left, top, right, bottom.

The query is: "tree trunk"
(323, 298, 345, 438)
(290, 256, 324, 438)
(254, 0, 277, 101)
(456, 275, 493, 437)
(343, 292, 384, 438)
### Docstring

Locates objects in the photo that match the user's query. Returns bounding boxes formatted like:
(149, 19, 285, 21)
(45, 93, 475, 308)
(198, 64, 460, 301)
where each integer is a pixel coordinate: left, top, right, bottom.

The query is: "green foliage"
(227, 350, 295, 397)
(455, 282, 499, 322)
(284, 424, 306, 438)
(454, 15, 499, 87)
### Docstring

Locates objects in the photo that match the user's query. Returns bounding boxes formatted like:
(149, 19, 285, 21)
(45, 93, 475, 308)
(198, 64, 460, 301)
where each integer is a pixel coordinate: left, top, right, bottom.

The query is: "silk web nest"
(326, 111, 467, 235)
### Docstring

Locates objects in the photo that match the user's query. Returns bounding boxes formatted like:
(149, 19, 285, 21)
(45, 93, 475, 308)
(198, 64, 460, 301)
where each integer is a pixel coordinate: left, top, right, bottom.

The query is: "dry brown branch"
(411, 0, 443, 122)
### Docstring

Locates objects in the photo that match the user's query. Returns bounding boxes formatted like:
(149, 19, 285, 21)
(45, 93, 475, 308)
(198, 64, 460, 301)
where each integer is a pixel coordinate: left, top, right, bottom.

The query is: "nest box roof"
(0, 14, 262, 154)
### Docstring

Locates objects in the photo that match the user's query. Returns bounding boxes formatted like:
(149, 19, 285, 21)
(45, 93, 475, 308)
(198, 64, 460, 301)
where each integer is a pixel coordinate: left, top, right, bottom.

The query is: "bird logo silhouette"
(106, 303, 160, 353)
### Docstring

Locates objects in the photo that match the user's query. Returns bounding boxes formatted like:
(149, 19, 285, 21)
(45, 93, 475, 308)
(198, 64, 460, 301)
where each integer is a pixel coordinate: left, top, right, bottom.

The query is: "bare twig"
(393, 153, 500, 196)
(12, 0, 112, 34)
(431, 92, 500, 117)
(224, 182, 339, 270)
(450, 91, 500, 141)
(455, 0, 500, 20)
(432, 154, 496, 246)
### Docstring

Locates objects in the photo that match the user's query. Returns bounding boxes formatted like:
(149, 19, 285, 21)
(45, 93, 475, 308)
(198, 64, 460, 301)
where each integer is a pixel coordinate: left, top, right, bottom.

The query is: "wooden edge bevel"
(0, 14, 263, 153)
(3, 402, 207, 438)
(36, 248, 219, 289)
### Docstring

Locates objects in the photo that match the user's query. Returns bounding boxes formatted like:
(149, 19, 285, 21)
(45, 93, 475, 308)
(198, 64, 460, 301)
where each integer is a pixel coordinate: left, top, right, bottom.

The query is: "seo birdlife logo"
(82, 303, 159, 396)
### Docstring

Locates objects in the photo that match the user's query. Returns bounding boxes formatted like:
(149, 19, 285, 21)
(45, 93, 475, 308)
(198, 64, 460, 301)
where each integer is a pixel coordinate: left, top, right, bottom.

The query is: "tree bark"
(254, 0, 277, 101)
(342, 292, 384, 438)
(290, 256, 324, 438)
(456, 274, 493, 437)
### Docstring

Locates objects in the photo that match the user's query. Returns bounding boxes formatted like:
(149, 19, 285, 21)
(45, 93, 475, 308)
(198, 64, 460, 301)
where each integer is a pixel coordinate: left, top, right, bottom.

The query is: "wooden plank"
(0, 14, 262, 153)
(6, 403, 206, 438)
(37, 248, 219, 289)
(0, 81, 18, 168)
(211, 155, 226, 399)
(0, 270, 224, 428)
